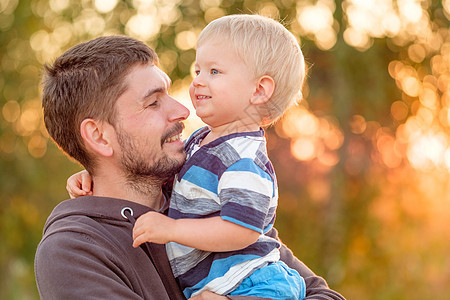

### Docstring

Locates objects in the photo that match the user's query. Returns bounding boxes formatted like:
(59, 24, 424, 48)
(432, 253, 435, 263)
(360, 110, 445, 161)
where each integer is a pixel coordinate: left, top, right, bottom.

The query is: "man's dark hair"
(42, 35, 158, 174)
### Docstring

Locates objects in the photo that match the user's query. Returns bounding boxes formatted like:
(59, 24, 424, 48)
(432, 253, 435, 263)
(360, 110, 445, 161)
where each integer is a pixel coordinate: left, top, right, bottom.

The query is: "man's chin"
(163, 150, 186, 176)
(173, 155, 186, 173)
(172, 147, 187, 162)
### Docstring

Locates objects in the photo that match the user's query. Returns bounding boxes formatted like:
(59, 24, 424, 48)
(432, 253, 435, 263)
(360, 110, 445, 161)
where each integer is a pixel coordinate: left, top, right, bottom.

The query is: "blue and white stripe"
(166, 127, 281, 298)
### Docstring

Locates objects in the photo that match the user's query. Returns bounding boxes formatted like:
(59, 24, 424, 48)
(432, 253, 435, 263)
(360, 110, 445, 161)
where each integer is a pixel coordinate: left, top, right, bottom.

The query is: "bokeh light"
(1, 1, 449, 299)
(296, 0, 337, 50)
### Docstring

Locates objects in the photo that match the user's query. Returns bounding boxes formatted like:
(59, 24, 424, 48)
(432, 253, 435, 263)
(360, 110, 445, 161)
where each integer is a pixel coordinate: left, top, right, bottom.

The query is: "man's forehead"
(125, 63, 171, 90)
(155, 66, 172, 88)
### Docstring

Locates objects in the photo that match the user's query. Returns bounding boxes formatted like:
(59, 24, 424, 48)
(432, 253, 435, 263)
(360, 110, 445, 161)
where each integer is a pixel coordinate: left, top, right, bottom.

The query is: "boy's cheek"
(189, 85, 197, 105)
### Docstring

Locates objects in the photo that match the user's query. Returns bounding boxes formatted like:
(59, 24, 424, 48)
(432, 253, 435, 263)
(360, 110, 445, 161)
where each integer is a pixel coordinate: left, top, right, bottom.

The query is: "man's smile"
(164, 133, 182, 143)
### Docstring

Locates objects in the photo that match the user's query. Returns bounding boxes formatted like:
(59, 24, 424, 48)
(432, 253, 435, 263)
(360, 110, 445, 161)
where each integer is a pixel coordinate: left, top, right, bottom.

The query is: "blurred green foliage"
(1, 0, 449, 299)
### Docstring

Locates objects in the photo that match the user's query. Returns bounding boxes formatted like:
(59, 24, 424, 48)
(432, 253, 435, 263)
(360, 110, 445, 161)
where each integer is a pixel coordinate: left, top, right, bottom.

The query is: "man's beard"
(116, 125, 185, 196)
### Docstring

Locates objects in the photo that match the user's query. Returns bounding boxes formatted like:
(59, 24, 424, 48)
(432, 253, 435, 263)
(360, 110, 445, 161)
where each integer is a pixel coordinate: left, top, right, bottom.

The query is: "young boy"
(68, 14, 306, 299)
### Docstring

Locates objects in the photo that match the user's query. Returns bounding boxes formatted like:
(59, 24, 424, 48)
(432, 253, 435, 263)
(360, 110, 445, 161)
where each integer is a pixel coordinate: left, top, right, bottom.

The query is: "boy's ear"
(80, 119, 114, 157)
(250, 76, 275, 105)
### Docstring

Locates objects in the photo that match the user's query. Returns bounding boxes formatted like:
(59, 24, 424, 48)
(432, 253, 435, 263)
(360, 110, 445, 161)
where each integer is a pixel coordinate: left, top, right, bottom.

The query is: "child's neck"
(200, 122, 261, 147)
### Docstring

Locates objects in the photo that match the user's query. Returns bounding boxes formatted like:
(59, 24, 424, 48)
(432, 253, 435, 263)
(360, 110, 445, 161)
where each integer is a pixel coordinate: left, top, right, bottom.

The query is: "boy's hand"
(66, 170, 93, 198)
(132, 212, 176, 247)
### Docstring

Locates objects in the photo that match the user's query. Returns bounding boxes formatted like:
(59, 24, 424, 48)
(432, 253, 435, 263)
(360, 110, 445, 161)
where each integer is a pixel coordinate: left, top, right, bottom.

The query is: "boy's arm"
(133, 212, 259, 252)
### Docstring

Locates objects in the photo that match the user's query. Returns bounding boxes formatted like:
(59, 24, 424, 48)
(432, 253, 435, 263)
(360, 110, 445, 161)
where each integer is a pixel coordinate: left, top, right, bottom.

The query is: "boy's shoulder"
(184, 128, 273, 174)
(184, 126, 210, 149)
(212, 131, 272, 173)
(222, 134, 265, 158)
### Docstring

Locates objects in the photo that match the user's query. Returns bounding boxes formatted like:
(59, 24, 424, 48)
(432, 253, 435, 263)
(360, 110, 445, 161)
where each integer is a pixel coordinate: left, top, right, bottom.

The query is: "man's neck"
(91, 174, 165, 211)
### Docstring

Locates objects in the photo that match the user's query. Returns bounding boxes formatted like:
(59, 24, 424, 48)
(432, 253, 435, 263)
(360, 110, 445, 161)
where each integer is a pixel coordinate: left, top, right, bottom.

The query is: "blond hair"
(197, 14, 306, 124)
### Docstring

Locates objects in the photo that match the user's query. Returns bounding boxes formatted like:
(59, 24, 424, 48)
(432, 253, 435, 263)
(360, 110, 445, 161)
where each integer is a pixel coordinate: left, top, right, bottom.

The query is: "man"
(35, 35, 344, 300)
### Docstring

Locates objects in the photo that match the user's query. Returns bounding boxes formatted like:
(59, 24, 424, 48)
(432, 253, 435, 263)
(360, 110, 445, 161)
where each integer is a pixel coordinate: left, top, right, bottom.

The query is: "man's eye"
(146, 100, 158, 108)
(211, 69, 219, 75)
(195, 70, 200, 76)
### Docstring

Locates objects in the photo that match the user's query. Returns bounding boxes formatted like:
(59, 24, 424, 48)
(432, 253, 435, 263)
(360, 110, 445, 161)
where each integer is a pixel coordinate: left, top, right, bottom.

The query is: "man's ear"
(80, 119, 114, 157)
(250, 76, 275, 105)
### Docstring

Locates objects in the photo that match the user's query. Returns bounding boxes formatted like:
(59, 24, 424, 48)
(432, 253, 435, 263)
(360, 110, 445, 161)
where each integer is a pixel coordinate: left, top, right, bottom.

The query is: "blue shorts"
(229, 261, 306, 300)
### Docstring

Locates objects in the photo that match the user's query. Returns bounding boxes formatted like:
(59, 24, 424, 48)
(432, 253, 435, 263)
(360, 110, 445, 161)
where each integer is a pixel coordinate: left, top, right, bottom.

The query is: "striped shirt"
(166, 127, 281, 298)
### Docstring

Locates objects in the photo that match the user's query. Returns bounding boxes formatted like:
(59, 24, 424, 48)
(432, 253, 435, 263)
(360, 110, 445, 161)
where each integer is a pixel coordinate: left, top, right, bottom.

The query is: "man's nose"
(167, 96, 190, 121)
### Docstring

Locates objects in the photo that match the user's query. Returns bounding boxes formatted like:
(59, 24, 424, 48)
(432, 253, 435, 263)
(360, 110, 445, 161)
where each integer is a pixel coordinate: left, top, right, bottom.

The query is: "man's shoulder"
(38, 197, 134, 253)
(37, 212, 113, 258)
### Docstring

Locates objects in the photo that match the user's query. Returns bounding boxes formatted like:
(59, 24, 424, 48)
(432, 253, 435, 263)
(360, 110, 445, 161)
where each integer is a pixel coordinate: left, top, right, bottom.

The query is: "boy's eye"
(211, 69, 219, 75)
(195, 70, 200, 76)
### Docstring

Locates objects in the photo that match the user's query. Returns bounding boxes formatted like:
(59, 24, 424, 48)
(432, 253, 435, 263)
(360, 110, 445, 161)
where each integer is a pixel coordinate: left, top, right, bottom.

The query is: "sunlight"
(377, 132, 402, 168)
(48, 0, 69, 12)
(343, 27, 371, 50)
(16, 101, 41, 137)
(29, 30, 48, 52)
(440, 105, 450, 128)
(28, 134, 47, 158)
(342, 0, 436, 52)
(126, 13, 160, 40)
(291, 137, 317, 161)
(445, 0, 450, 16)
(73, 9, 106, 36)
(204, 7, 226, 23)
(343, 0, 397, 48)
(398, 0, 423, 23)
(296, 1, 336, 50)
(349, 115, 367, 134)
(419, 86, 437, 109)
(314, 117, 344, 151)
(382, 13, 401, 37)
(401, 76, 420, 97)
(408, 44, 427, 63)
(445, 149, 450, 170)
(390, 40, 450, 173)
(200, 0, 222, 9)
(158, 50, 178, 74)
(2, 100, 20, 123)
(315, 28, 337, 50)
(431, 55, 447, 75)
(317, 151, 340, 167)
(175, 30, 197, 50)
(94, 0, 118, 14)
(391, 101, 409, 122)
(281, 107, 318, 137)
(307, 178, 331, 203)
(280, 106, 344, 164)
(407, 133, 448, 171)
(156, 1, 182, 25)
(297, 3, 333, 34)
(258, 2, 280, 19)
(132, 0, 156, 9)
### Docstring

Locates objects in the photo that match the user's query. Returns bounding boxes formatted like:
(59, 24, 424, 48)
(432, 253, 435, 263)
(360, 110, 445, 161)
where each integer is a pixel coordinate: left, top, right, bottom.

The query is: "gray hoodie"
(35, 196, 344, 300)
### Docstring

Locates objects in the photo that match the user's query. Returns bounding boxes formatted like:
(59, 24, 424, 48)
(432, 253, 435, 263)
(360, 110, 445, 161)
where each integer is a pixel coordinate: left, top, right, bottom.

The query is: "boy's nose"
(192, 75, 205, 87)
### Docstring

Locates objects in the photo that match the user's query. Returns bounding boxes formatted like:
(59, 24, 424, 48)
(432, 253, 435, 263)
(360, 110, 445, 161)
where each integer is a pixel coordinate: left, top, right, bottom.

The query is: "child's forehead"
(197, 38, 230, 51)
(196, 39, 243, 62)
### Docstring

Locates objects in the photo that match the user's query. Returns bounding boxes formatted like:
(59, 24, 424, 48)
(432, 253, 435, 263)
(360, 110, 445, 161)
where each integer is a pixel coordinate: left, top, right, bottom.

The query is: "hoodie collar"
(43, 196, 158, 233)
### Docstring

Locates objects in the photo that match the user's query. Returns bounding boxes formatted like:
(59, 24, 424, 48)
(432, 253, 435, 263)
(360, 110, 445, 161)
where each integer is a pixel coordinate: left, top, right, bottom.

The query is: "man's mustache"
(161, 122, 185, 146)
